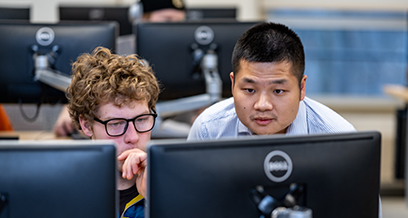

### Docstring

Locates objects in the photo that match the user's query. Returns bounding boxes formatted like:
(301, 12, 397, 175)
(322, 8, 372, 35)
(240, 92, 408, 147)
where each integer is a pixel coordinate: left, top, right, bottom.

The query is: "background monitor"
(147, 131, 381, 218)
(134, 21, 258, 100)
(0, 7, 30, 20)
(0, 21, 117, 104)
(186, 7, 237, 21)
(59, 6, 132, 36)
(0, 140, 117, 218)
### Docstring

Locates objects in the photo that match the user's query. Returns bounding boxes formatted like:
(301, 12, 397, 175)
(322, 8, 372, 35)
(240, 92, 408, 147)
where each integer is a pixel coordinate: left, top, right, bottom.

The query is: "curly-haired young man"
(67, 46, 160, 218)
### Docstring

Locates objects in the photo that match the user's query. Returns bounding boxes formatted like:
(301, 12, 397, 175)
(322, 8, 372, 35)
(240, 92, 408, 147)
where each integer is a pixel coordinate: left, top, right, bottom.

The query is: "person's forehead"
(238, 60, 294, 75)
(96, 100, 149, 117)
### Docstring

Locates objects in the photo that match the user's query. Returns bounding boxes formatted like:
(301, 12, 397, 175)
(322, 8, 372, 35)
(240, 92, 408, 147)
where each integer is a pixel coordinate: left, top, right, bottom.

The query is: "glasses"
(93, 113, 157, 137)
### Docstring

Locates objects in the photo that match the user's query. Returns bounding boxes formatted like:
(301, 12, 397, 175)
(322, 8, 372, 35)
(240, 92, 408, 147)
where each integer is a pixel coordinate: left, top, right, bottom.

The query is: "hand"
(53, 105, 74, 137)
(117, 149, 147, 197)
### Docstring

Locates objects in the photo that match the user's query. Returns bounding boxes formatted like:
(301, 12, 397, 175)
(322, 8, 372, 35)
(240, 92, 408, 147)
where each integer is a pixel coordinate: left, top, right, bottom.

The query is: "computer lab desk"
(0, 131, 71, 140)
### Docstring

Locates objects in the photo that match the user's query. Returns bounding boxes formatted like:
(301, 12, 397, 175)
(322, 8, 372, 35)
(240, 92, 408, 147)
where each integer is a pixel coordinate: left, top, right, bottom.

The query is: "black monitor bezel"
(0, 140, 117, 218)
(146, 131, 381, 218)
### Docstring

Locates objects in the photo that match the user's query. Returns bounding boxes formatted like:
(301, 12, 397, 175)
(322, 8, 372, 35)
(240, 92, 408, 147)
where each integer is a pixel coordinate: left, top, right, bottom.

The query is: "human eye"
(274, 89, 285, 94)
(243, 88, 255, 94)
(107, 119, 126, 128)
(135, 115, 150, 123)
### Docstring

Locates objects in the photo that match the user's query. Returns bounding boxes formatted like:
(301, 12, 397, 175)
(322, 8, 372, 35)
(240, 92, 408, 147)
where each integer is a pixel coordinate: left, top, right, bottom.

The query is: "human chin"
(250, 124, 285, 135)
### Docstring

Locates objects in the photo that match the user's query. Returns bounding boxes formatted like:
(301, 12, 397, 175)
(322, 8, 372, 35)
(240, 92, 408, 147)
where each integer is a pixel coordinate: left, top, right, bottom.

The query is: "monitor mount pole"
(152, 45, 222, 137)
(154, 45, 222, 118)
(32, 45, 72, 92)
(18, 46, 71, 122)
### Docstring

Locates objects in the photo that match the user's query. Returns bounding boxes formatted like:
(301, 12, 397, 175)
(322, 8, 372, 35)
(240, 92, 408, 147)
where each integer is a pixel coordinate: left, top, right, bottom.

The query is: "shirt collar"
(237, 118, 253, 136)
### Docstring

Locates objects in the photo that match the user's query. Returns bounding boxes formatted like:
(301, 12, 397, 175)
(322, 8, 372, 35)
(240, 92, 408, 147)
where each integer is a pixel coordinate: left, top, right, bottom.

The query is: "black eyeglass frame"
(93, 113, 157, 137)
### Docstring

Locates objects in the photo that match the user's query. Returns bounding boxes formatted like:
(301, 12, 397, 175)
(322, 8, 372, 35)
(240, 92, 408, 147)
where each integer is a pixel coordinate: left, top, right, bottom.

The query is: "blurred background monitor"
(59, 5, 131, 36)
(0, 21, 117, 105)
(186, 7, 237, 21)
(0, 6, 30, 20)
(134, 21, 258, 100)
(147, 131, 381, 218)
(0, 140, 117, 218)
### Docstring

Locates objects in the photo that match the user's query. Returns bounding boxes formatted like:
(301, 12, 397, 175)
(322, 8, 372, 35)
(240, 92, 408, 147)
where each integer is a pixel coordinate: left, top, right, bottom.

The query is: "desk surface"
(0, 131, 70, 140)
(384, 84, 408, 102)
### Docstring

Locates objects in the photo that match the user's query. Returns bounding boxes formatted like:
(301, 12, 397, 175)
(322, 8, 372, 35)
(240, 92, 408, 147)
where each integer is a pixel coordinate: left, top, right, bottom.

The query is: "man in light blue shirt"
(187, 22, 381, 218)
(188, 22, 356, 140)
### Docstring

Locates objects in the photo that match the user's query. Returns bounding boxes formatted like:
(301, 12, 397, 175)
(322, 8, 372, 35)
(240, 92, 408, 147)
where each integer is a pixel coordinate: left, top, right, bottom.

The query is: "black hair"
(231, 22, 305, 84)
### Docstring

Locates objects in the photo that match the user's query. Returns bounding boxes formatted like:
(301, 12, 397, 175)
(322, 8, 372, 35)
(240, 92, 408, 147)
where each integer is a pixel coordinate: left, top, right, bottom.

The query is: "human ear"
(300, 75, 307, 101)
(79, 116, 93, 137)
(230, 72, 235, 94)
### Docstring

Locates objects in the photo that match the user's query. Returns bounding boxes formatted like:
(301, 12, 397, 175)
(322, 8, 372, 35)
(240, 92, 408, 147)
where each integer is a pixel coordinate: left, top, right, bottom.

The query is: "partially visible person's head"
(67, 46, 160, 134)
(231, 22, 305, 86)
(141, 0, 186, 22)
(230, 22, 307, 135)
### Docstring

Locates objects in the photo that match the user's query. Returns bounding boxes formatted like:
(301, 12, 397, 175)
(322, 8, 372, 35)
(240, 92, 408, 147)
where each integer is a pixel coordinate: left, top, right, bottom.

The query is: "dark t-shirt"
(119, 185, 139, 215)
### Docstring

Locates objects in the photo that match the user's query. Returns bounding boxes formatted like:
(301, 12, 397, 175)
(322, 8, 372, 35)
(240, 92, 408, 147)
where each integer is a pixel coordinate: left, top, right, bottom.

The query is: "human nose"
(254, 92, 273, 111)
(123, 121, 140, 144)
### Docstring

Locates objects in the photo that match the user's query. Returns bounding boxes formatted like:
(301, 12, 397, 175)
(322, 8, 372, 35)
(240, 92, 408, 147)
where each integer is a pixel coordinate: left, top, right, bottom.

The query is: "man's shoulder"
(303, 96, 340, 116)
(188, 97, 239, 140)
(303, 96, 356, 132)
(198, 97, 236, 123)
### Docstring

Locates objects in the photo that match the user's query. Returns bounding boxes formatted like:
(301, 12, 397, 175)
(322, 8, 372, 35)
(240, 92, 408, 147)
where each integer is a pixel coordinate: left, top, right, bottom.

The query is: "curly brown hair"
(67, 46, 160, 130)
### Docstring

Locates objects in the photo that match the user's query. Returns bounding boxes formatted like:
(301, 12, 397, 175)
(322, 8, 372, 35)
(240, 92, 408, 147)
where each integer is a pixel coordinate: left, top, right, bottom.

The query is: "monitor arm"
(155, 47, 222, 118)
(32, 45, 71, 92)
(32, 44, 223, 111)
(16, 45, 72, 122)
(152, 46, 222, 137)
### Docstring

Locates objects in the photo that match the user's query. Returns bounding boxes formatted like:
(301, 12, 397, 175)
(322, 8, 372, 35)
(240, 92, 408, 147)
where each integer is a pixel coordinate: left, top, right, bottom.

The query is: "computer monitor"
(0, 21, 117, 104)
(0, 7, 30, 20)
(134, 21, 258, 100)
(0, 140, 117, 218)
(147, 131, 381, 218)
(186, 7, 237, 21)
(59, 6, 132, 36)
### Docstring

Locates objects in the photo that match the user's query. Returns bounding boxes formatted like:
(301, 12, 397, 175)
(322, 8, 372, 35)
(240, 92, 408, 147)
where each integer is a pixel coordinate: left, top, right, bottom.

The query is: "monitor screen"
(147, 131, 381, 218)
(186, 8, 237, 21)
(59, 6, 132, 36)
(0, 21, 117, 104)
(134, 21, 258, 100)
(0, 7, 30, 20)
(0, 140, 117, 218)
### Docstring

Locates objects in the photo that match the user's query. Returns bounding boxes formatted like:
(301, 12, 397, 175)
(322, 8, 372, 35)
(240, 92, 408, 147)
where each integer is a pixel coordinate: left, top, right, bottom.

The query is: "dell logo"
(194, 26, 214, 45)
(269, 161, 289, 172)
(264, 150, 293, 183)
(36, 27, 55, 46)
